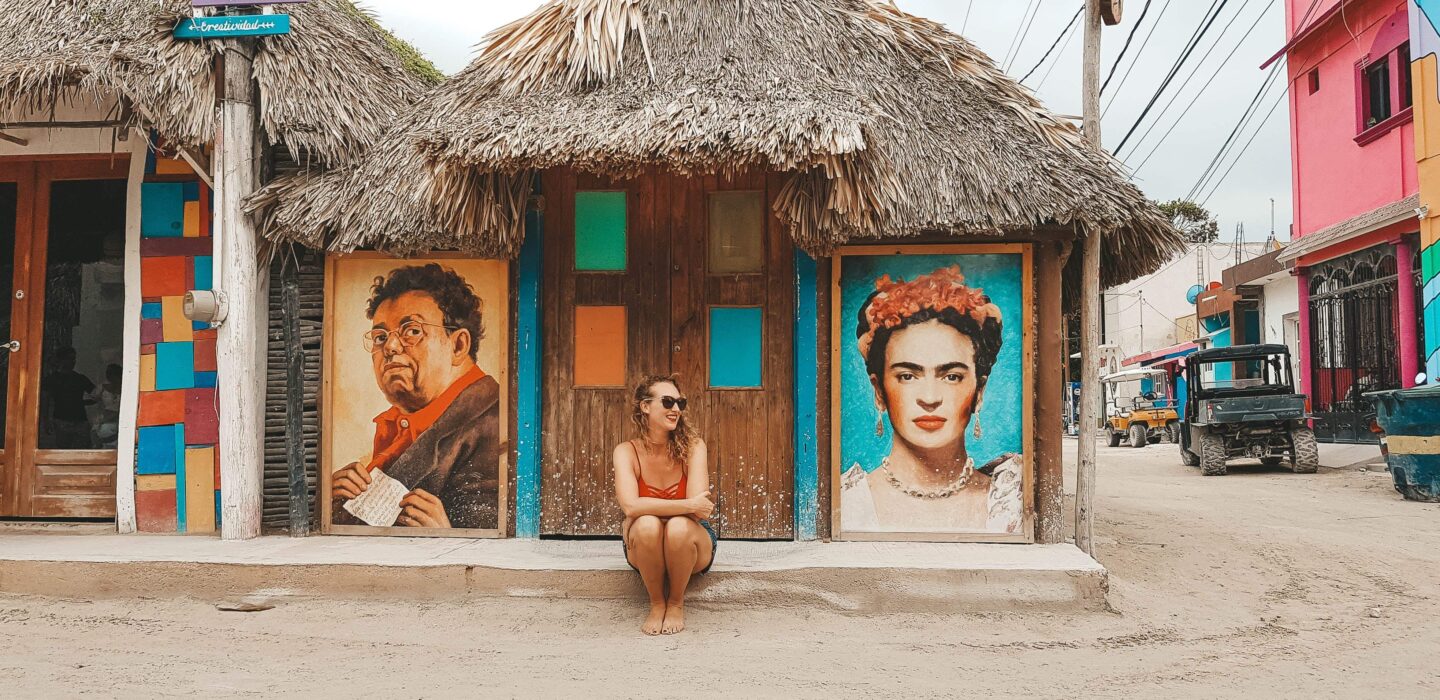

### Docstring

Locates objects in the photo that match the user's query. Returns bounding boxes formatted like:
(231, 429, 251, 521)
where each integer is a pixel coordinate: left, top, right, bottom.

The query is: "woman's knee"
(630, 515, 665, 549)
(663, 517, 700, 552)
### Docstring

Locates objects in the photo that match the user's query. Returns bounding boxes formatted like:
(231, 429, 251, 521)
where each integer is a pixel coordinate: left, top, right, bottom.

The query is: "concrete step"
(0, 531, 1108, 613)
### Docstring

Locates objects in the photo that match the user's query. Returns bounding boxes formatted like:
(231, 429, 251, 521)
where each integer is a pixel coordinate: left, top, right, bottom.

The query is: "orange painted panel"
(182, 201, 201, 238)
(138, 390, 186, 426)
(140, 256, 189, 298)
(161, 295, 194, 342)
(574, 305, 627, 387)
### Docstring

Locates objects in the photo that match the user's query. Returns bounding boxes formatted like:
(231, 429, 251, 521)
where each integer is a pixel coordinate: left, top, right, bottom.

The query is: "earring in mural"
(973, 413, 983, 440)
(876, 413, 886, 437)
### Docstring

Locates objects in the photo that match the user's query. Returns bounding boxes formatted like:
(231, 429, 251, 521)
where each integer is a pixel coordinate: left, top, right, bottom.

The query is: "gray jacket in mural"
(333, 375, 503, 530)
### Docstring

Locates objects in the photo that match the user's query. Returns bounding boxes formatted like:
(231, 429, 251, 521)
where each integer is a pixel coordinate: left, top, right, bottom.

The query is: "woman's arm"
(683, 440, 714, 520)
(613, 443, 709, 519)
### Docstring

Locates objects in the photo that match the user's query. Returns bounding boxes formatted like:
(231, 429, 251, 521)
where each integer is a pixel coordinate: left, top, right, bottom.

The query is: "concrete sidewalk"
(0, 529, 1108, 613)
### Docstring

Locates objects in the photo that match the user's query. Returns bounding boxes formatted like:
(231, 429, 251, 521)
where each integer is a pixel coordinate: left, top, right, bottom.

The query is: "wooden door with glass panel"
(0, 158, 127, 519)
(540, 169, 794, 538)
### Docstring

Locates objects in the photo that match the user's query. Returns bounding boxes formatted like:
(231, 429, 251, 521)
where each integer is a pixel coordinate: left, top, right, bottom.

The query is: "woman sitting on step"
(613, 375, 716, 635)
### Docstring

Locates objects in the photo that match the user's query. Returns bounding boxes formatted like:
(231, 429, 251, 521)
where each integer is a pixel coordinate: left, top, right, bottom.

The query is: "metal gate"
(1307, 248, 1400, 444)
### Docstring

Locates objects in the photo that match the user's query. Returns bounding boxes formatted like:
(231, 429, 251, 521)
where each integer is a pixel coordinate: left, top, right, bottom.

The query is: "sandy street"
(2, 442, 1437, 699)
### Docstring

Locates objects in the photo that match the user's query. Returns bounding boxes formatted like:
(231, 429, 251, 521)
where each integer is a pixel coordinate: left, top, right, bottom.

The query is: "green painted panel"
(575, 191, 627, 271)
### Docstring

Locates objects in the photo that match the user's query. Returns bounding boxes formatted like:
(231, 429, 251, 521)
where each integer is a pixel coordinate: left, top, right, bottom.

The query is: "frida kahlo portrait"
(837, 251, 1028, 537)
(325, 259, 509, 532)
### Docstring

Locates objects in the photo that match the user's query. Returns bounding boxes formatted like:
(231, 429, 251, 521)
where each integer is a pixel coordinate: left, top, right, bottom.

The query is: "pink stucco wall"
(1287, 0, 1417, 239)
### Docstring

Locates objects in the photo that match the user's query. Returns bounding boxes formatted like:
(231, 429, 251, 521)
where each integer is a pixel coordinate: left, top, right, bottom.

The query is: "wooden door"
(0, 158, 127, 519)
(541, 169, 794, 539)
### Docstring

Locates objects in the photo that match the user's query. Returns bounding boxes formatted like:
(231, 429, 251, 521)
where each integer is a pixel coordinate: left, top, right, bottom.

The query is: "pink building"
(1270, 0, 1426, 442)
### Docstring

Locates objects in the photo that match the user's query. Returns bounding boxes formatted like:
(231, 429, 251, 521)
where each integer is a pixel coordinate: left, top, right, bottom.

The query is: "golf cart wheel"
(1107, 429, 1122, 447)
(1180, 442, 1199, 467)
(1199, 432, 1228, 476)
(1291, 427, 1319, 474)
(1166, 423, 1180, 443)
(1129, 422, 1147, 448)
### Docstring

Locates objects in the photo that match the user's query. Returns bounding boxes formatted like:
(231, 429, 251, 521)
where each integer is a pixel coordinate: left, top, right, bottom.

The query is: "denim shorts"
(625, 519, 717, 575)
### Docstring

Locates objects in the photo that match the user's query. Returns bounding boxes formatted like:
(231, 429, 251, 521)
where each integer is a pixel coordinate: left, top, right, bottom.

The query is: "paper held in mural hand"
(835, 250, 1032, 540)
(324, 258, 511, 535)
(342, 469, 409, 527)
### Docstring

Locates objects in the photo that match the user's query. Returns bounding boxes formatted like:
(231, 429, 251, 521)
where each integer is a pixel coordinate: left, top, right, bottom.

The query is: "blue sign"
(174, 14, 291, 39)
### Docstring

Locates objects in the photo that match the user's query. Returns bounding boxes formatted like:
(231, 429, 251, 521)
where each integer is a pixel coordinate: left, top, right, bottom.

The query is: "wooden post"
(215, 41, 268, 540)
(1035, 242, 1065, 543)
(282, 254, 310, 536)
(1076, 0, 1103, 556)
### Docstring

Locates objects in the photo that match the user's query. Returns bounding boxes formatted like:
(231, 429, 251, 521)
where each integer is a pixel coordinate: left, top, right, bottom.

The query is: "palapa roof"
(0, 0, 442, 167)
(251, 0, 1182, 285)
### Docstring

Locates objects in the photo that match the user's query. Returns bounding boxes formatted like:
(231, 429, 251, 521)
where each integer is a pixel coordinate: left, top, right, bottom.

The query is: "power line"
(1103, 0, 1175, 117)
(1120, 0, 1256, 160)
(961, 0, 973, 35)
(1101, 0, 1156, 94)
(1129, 0, 1277, 171)
(1036, 14, 1083, 90)
(1185, 57, 1285, 200)
(1114, 0, 1230, 154)
(1199, 85, 1290, 206)
(1019, 5, 1085, 84)
(1003, 0, 1041, 72)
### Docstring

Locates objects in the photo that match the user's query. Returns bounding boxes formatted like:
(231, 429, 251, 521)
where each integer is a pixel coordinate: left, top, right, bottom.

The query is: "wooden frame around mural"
(829, 243, 1035, 543)
(321, 252, 509, 539)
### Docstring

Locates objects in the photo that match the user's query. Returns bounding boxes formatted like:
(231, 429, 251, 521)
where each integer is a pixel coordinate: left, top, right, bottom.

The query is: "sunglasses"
(648, 396, 688, 411)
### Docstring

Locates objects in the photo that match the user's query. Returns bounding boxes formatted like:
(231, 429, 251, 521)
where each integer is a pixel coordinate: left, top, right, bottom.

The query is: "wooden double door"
(1, 158, 128, 519)
(540, 169, 795, 539)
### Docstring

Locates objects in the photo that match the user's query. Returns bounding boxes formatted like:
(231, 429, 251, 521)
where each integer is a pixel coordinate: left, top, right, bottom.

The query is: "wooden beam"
(177, 146, 214, 189)
(1035, 241, 1065, 544)
(0, 131, 28, 146)
(1076, 0, 1103, 557)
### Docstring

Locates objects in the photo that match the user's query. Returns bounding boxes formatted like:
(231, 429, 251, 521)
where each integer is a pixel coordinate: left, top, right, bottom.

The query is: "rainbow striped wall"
(1413, 1, 1440, 381)
(133, 148, 221, 533)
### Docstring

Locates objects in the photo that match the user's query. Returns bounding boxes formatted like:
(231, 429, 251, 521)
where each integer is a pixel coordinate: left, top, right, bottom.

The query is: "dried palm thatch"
(0, 0, 441, 167)
(253, 0, 1182, 285)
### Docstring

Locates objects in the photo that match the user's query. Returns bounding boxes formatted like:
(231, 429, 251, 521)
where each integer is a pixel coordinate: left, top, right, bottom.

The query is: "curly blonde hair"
(631, 375, 697, 465)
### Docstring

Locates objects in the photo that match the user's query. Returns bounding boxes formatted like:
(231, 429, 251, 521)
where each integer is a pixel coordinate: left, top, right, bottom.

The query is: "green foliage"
(1157, 199, 1218, 245)
(343, 1, 445, 84)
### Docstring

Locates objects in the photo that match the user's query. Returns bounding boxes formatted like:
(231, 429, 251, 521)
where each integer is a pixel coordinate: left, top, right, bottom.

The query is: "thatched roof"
(0, 0, 442, 167)
(251, 0, 1182, 285)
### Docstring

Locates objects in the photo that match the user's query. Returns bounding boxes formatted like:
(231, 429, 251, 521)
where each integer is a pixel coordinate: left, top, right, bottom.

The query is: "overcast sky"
(362, 0, 1293, 242)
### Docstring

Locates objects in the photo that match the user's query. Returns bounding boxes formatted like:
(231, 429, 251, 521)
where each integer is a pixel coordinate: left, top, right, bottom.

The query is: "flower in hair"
(857, 266, 1001, 359)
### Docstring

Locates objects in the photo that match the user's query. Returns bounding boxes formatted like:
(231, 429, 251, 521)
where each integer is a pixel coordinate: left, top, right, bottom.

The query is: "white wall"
(0, 100, 129, 157)
(1261, 275, 1299, 344)
(1103, 242, 1275, 359)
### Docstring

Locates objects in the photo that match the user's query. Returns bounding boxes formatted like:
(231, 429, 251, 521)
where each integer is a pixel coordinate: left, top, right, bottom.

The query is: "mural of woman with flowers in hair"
(837, 253, 1027, 536)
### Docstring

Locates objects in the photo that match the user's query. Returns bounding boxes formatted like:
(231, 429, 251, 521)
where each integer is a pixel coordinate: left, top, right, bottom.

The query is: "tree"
(1157, 199, 1219, 244)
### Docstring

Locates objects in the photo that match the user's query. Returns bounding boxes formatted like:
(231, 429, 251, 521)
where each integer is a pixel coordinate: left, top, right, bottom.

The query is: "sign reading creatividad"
(174, 14, 291, 39)
(191, 1, 309, 6)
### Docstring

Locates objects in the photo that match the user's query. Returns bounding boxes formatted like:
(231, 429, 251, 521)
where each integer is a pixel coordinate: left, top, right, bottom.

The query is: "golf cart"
(1178, 344, 1318, 476)
(1101, 368, 1179, 448)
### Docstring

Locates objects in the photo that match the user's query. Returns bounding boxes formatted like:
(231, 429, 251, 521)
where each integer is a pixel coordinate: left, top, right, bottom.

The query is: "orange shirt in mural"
(367, 365, 487, 473)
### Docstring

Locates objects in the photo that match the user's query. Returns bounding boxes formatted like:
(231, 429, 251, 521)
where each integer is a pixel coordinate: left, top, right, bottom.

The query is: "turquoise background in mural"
(837, 253, 1024, 473)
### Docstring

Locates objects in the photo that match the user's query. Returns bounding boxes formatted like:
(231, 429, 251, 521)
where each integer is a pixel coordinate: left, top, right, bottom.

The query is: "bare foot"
(661, 603, 685, 634)
(642, 603, 666, 636)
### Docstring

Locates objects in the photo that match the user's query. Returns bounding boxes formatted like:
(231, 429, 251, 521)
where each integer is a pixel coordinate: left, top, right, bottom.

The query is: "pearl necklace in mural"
(880, 456, 975, 499)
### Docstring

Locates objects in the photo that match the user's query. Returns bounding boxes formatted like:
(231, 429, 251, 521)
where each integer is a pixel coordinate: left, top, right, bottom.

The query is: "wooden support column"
(215, 41, 268, 540)
(1076, 0, 1103, 556)
(1035, 241, 1065, 543)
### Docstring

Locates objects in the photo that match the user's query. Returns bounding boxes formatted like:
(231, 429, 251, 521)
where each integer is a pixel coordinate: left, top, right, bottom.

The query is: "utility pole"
(215, 38, 268, 540)
(1076, 0, 1106, 557)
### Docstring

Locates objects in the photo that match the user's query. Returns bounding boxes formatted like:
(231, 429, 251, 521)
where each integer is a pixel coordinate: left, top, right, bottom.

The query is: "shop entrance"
(540, 170, 795, 539)
(1, 158, 128, 519)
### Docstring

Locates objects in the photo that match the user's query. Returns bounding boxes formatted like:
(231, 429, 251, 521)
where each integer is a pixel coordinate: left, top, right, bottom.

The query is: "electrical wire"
(1101, 0, 1156, 94)
(1114, 0, 1231, 154)
(961, 0, 973, 34)
(1003, 0, 1042, 72)
(1103, 0, 1175, 116)
(1036, 15, 1083, 90)
(1129, 0, 1277, 172)
(1199, 85, 1290, 206)
(1185, 57, 1285, 201)
(1019, 5, 1085, 84)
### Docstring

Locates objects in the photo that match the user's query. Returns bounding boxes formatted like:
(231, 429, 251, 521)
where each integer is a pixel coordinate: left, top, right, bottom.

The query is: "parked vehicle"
(1101, 368, 1179, 448)
(1178, 344, 1318, 476)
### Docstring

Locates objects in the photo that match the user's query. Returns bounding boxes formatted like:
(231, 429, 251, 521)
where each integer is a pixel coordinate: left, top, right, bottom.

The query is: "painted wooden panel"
(138, 390, 187, 426)
(155, 342, 196, 391)
(139, 354, 157, 392)
(140, 318, 164, 345)
(135, 474, 177, 491)
(709, 307, 764, 388)
(135, 488, 178, 533)
(574, 191, 627, 271)
(140, 256, 189, 297)
(183, 201, 201, 238)
(184, 389, 219, 445)
(184, 447, 217, 533)
(136, 425, 182, 475)
(140, 238, 212, 257)
(174, 14, 292, 39)
(193, 337, 218, 372)
(154, 158, 193, 176)
(708, 191, 766, 274)
(141, 183, 185, 238)
(193, 256, 213, 289)
(574, 305, 627, 387)
(194, 371, 218, 388)
(141, 302, 163, 319)
(161, 296, 194, 342)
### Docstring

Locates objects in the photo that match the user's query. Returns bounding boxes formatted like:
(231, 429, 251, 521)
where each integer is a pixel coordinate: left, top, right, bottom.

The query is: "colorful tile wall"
(134, 150, 221, 534)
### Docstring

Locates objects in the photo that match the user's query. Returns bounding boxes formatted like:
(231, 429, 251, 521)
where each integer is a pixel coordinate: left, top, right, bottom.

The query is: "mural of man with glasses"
(330, 263, 501, 530)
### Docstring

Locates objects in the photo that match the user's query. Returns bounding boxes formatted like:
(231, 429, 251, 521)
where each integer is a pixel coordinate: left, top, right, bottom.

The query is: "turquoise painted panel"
(141, 183, 185, 238)
(175, 427, 188, 533)
(575, 191, 627, 271)
(182, 181, 200, 202)
(155, 342, 196, 390)
(516, 207, 544, 538)
(174, 14, 291, 39)
(194, 256, 213, 290)
(194, 371, 218, 388)
(709, 307, 763, 388)
(793, 252, 819, 540)
(141, 302, 163, 319)
(136, 425, 180, 475)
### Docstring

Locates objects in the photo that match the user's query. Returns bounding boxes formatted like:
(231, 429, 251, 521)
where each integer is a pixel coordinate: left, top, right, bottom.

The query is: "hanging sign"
(175, 14, 292, 39)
